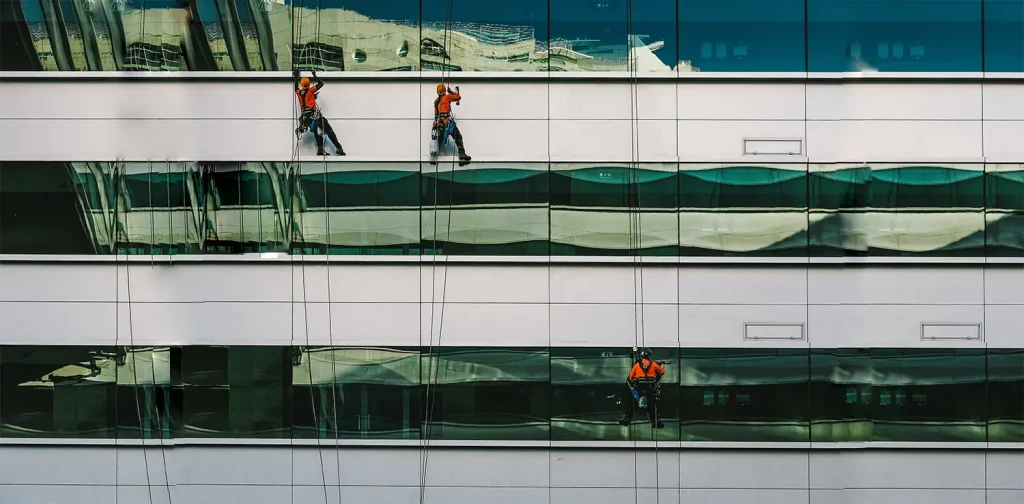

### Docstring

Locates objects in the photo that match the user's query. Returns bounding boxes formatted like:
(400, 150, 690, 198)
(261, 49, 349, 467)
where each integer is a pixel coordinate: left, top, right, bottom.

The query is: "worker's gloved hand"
(292, 69, 300, 78)
(311, 70, 318, 78)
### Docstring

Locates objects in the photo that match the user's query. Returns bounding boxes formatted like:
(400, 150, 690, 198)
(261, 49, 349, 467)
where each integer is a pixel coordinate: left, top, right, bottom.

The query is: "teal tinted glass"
(679, 0, 805, 72)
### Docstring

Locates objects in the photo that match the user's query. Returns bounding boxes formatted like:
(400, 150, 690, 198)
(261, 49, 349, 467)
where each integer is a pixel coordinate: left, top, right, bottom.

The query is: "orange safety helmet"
(436, 83, 446, 94)
(300, 77, 311, 88)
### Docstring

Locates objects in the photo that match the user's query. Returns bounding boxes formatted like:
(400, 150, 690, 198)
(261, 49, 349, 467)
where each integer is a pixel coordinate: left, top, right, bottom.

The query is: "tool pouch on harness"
(631, 377, 660, 409)
(296, 108, 322, 136)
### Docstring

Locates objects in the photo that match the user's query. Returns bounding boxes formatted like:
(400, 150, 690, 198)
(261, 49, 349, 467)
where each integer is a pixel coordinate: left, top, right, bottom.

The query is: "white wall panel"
(678, 120, 805, 162)
(807, 268, 985, 305)
(420, 119, 549, 161)
(0, 264, 114, 301)
(292, 302, 419, 347)
(421, 302, 549, 346)
(550, 266, 677, 304)
(551, 303, 677, 346)
(118, 264, 291, 303)
(676, 489, 807, 504)
(983, 305, 1024, 348)
(550, 119, 678, 161)
(812, 490, 985, 504)
(0, 82, 290, 120)
(807, 451, 987, 489)
(423, 83, 550, 120)
(806, 83, 982, 120)
(172, 485, 291, 504)
(0, 118, 293, 161)
(116, 301, 293, 346)
(679, 84, 806, 120)
(986, 491, 1024, 504)
(679, 304, 808, 348)
(0, 301, 115, 345)
(678, 451, 809, 489)
(679, 268, 807, 305)
(982, 121, 1024, 162)
(986, 452, 1024, 490)
(0, 486, 120, 504)
(806, 120, 983, 162)
(809, 305, 986, 348)
(292, 448, 420, 487)
(0, 446, 116, 484)
(422, 265, 548, 304)
(298, 119, 421, 159)
(983, 84, 1024, 120)
(985, 268, 1024, 304)
(423, 450, 549, 487)
(317, 82, 420, 120)
(294, 264, 420, 303)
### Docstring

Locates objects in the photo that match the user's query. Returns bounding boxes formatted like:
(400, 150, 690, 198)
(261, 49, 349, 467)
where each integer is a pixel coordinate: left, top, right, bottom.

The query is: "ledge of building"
(2, 71, 1023, 83)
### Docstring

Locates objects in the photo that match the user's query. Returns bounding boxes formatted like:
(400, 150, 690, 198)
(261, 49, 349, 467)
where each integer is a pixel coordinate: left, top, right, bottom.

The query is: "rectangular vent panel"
(921, 323, 982, 341)
(743, 138, 803, 156)
(744, 323, 806, 341)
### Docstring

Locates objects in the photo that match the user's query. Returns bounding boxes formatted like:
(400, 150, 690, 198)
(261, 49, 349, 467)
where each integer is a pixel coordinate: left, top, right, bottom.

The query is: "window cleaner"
(294, 69, 346, 156)
(430, 83, 471, 166)
(619, 347, 666, 428)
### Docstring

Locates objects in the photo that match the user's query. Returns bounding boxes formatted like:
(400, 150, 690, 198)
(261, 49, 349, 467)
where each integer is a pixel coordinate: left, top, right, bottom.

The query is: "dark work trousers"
(621, 385, 660, 426)
(302, 109, 344, 153)
(436, 119, 467, 154)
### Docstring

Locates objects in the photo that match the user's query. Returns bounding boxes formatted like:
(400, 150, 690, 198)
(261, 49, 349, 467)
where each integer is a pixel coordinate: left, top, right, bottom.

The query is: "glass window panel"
(292, 0, 417, 72)
(808, 0, 983, 72)
(204, 162, 289, 254)
(421, 347, 549, 440)
(985, 164, 1024, 256)
(551, 0, 677, 72)
(680, 348, 809, 442)
(0, 162, 105, 254)
(1, 1, 47, 70)
(679, 0, 804, 72)
(422, 163, 548, 255)
(115, 162, 203, 255)
(988, 349, 1024, 443)
(984, 0, 1024, 72)
(421, 0, 547, 72)
(550, 163, 679, 256)
(864, 165, 985, 256)
(811, 349, 987, 443)
(0, 345, 117, 438)
(679, 164, 808, 256)
(292, 347, 421, 439)
(551, 347, 678, 441)
(809, 163, 870, 256)
(116, 347, 172, 439)
(292, 161, 419, 255)
(172, 346, 291, 438)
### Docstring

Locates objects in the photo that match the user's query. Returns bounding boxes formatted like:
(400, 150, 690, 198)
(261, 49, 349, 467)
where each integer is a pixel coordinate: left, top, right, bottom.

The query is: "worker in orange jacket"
(432, 83, 471, 164)
(619, 348, 666, 428)
(293, 69, 345, 156)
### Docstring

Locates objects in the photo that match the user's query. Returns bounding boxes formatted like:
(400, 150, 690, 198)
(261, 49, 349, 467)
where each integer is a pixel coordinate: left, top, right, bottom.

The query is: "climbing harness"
(112, 159, 173, 504)
(419, 1, 459, 502)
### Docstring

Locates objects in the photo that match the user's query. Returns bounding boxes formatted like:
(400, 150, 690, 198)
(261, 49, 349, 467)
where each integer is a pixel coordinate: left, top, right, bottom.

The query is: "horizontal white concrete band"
(1, 254, 1021, 266)
(2, 438, 1020, 450)
(4, 71, 1024, 81)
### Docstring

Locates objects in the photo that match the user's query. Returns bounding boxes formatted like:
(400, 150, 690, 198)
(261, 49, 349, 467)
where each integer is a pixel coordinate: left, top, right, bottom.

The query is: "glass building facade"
(0, 345, 1020, 443)
(1, 0, 1022, 73)
(0, 161, 1020, 257)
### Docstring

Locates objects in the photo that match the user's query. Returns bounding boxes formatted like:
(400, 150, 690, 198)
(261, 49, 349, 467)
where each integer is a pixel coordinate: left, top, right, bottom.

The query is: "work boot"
(458, 151, 471, 166)
(316, 149, 330, 156)
(336, 148, 346, 156)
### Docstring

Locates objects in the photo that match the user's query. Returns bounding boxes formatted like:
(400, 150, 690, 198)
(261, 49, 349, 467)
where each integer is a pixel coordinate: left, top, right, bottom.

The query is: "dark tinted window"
(422, 347, 549, 440)
(680, 348, 810, 442)
(808, 164, 871, 256)
(292, 347, 421, 439)
(551, 347, 678, 441)
(0, 346, 117, 438)
(985, 165, 1024, 256)
(0, 162, 101, 254)
(116, 163, 202, 255)
(172, 346, 291, 438)
(204, 162, 289, 255)
(988, 349, 1024, 443)
(679, 0, 805, 72)
(551, 0, 677, 72)
(984, 0, 1024, 72)
(116, 347, 173, 439)
(423, 164, 548, 255)
(811, 348, 987, 442)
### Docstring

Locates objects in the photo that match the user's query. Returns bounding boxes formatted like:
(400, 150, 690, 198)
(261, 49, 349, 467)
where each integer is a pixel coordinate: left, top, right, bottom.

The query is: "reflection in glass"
(421, 0, 546, 71)
(550, 0, 680, 71)
(679, 0, 805, 72)
(985, 164, 1024, 256)
(988, 350, 1024, 442)
(0, 162, 106, 254)
(202, 162, 289, 254)
(422, 347, 549, 440)
(172, 346, 292, 438)
(810, 349, 987, 443)
(679, 164, 808, 256)
(551, 347, 678, 441)
(985, 0, 1024, 72)
(292, 161, 419, 255)
(292, 347, 420, 439)
(680, 349, 809, 442)
(808, 0, 983, 72)
(114, 162, 203, 255)
(0, 345, 117, 438)
(422, 163, 548, 255)
(116, 346, 172, 439)
(550, 163, 678, 255)
(809, 164, 870, 256)
(291, 0, 418, 71)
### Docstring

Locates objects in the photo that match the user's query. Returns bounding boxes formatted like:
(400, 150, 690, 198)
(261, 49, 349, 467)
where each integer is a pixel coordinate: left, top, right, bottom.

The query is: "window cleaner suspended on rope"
(294, 69, 346, 156)
(430, 83, 471, 166)
(619, 347, 666, 428)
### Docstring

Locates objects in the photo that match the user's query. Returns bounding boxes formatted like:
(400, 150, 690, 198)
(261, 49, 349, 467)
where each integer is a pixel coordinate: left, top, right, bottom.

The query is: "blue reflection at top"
(679, 0, 806, 72)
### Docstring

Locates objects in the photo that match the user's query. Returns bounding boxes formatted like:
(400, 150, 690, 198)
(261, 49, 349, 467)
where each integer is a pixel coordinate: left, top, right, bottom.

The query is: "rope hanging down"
(420, 1, 458, 502)
(113, 160, 173, 504)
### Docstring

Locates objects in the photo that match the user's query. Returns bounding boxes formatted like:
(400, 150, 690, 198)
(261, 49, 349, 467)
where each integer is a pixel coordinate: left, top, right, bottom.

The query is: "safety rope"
(113, 159, 173, 504)
(323, 119, 345, 504)
(419, 1, 458, 502)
